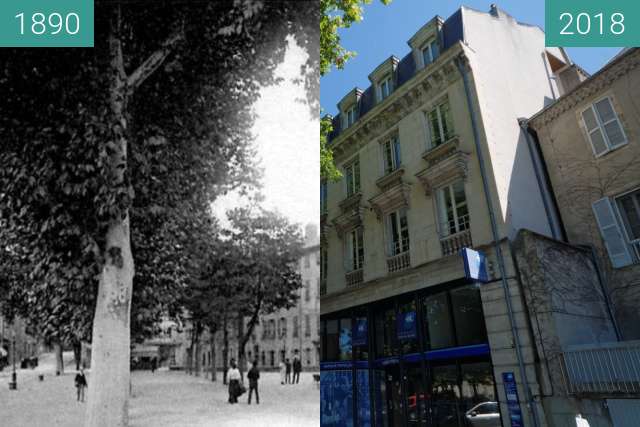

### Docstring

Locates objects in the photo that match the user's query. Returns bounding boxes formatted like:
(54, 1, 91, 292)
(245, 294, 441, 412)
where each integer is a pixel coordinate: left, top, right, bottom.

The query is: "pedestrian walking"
(75, 368, 88, 402)
(151, 357, 157, 373)
(285, 358, 292, 384)
(279, 359, 286, 385)
(247, 360, 260, 405)
(227, 360, 243, 404)
(293, 351, 301, 384)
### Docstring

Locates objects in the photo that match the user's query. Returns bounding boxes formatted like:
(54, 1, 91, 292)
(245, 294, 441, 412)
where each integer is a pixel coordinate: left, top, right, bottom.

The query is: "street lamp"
(9, 330, 16, 390)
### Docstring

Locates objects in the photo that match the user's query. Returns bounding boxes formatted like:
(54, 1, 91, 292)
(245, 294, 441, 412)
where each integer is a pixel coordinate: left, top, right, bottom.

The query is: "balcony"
(387, 250, 410, 273)
(415, 136, 469, 195)
(561, 340, 640, 395)
(345, 269, 364, 288)
(439, 216, 472, 256)
(369, 168, 411, 220)
(333, 193, 364, 237)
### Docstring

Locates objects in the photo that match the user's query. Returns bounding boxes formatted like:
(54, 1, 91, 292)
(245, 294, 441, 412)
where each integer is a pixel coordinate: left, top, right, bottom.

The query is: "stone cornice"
(530, 48, 640, 128)
(332, 43, 466, 163)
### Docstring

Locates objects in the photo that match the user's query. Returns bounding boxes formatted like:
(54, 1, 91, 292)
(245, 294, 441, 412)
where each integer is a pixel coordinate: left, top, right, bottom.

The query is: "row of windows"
(261, 315, 318, 340)
(321, 284, 487, 362)
(330, 99, 455, 206)
(341, 180, 469, 275)
(341, 37, 441, 131)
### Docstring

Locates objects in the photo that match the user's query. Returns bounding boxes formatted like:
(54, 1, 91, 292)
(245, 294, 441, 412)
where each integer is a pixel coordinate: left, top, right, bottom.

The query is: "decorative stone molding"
(369, 172, 411, 220)
(415, 136, 469, 195)
(530, 48, 640, 128)
(331, 43, 467, 162)
(333, 193, 364, 237)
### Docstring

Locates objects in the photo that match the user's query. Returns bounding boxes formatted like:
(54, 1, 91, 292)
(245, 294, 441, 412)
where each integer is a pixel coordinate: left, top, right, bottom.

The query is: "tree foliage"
(320, 0, 390, 181)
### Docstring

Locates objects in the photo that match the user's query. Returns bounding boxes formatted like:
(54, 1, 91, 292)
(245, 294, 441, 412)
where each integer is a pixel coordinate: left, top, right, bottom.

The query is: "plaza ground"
(0, 353, 319, 427)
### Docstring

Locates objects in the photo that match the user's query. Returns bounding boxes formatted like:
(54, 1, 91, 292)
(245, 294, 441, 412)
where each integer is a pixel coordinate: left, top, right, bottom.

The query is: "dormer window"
(379, 75, 393, 101)
(421, 39, 440, 67)
(344, 105, 357, 128)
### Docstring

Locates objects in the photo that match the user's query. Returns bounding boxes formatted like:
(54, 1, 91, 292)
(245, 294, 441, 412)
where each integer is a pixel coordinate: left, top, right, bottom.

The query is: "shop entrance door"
(404, 362, 428, 427)
(374, 364, 404, 427)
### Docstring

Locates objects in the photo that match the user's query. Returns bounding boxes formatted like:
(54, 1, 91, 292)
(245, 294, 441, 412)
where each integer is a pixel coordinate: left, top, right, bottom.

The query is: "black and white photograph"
(0, 1, 319, 426)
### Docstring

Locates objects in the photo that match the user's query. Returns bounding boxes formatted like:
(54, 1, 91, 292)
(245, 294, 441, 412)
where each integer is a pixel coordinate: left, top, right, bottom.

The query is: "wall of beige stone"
(530, 49, 640, 340)
(512, 229, 618, 427)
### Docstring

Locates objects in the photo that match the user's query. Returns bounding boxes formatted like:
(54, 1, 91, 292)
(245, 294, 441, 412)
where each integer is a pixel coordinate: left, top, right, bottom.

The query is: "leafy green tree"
(0, 2, 318, 425)
(320, 0, 390, 181)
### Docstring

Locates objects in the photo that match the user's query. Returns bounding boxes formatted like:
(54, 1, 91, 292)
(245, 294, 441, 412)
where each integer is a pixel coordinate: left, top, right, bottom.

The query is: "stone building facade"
(248, 224, 321, 371)
(528, 47, 640, 341)
(319, 5, 575, 427)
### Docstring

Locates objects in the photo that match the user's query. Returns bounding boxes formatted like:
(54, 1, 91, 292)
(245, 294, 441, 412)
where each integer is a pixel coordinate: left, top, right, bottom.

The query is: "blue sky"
(321, 1, 622, 116)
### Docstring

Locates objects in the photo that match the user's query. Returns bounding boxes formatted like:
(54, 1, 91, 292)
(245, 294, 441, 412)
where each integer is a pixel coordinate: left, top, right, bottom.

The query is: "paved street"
(0, 354, 319, 427)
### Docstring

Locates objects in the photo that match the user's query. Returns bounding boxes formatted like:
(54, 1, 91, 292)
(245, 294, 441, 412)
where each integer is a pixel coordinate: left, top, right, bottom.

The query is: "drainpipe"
(455, 55, 541, 427)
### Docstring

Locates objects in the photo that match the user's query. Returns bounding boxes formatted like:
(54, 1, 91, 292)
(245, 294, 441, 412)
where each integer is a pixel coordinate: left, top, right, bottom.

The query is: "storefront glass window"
(353, 316, 369, 361)
(374, 306, 398, 358)
(397, 300, 419, 354)
(326, 319, 339, 361)
(405, 363, 428, 425)
(339, 318, 353, 361)
(431, 364, 461, 427)
(460, 361, 499, 426)
(451, 285, 487, 346)
(321, 370, 354, 427)
(424, 292, 454, 350)
(356, 369, 372, 427)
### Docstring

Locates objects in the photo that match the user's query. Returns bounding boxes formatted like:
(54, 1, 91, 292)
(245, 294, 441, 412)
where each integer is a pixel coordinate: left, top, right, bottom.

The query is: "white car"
(465, 401, 501, 427)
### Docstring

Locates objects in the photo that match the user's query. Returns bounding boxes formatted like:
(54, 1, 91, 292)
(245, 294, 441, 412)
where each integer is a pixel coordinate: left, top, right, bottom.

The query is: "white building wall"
(461, 6, 565, 239)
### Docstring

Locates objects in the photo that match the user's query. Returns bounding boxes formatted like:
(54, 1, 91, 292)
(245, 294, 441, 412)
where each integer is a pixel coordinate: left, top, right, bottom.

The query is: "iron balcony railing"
(345, 269, 364, 288)
(561, 340, 640, 395)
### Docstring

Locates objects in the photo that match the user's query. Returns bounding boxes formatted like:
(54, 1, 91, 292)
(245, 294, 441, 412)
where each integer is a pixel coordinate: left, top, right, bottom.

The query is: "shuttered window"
(581, 97, 627, 157)
(592, 197, 633, 268)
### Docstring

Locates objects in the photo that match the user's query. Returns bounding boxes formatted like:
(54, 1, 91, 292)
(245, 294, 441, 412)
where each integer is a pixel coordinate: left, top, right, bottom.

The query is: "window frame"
(421, 38, 440, 68)
(436, 181, 470, 237)
(427, 100, 454, 149)
(386, 208, 410, 256)
(615, 187, 640, 247)
(345, 226, 365, 272)
(381, 135, 401, 176)
(343, 105, 357, 129)
(581, 96, 628, 158)
(378, 75, 393, 102)
(344, 157, 361, 197)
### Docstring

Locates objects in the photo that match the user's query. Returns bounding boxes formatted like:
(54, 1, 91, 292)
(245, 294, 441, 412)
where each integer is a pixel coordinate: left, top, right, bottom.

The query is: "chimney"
(490, 4, 499, 17)
(557, 64, 589, 96)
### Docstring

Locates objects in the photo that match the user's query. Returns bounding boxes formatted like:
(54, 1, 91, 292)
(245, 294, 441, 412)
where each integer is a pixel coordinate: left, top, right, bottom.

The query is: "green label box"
(546, 0, 640, 47)
(0, 0, 93, 47)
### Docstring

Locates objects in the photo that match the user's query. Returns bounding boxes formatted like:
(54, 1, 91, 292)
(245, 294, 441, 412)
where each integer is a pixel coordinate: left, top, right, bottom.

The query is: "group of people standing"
(227, 358, 261, 405)
(279, 350, 303, 385)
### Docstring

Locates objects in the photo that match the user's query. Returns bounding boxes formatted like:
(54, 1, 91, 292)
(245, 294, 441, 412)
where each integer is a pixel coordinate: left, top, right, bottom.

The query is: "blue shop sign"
(502, 372, 523, 427)
(352, 318, 368, 347)
(396, 310, 417, 340)
(462, 247, 489, 283)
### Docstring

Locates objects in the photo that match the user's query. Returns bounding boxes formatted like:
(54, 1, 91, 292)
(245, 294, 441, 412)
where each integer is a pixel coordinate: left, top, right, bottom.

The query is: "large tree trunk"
(193, 326, 201, 377)
(53, 341, 64, 375)
(85, 217, 134, 427)
(237, 306, 261, 381)
(85, 14, 134, 427)
(222, 315, 229, 385)
(73, 340, 82, 371)
(209, 325, 217, 382)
